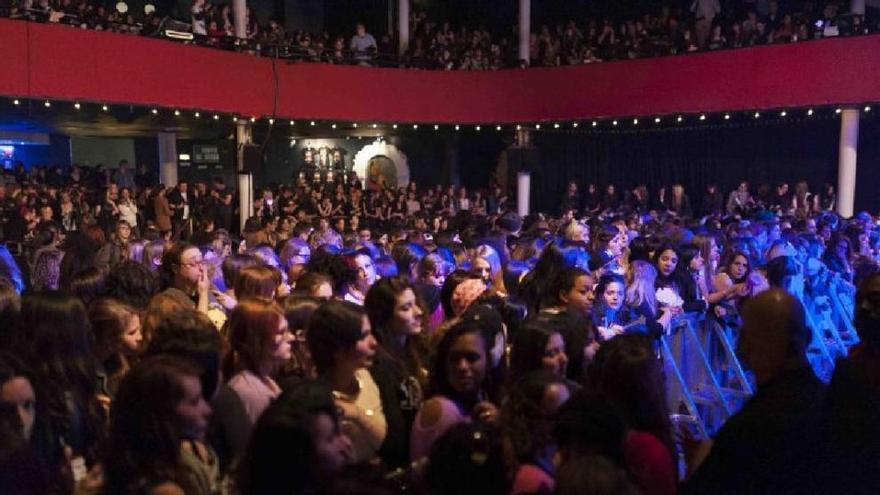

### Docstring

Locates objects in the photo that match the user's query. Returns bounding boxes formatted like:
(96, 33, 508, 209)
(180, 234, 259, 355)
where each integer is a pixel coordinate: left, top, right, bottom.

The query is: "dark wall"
(530, 115, 880, 214)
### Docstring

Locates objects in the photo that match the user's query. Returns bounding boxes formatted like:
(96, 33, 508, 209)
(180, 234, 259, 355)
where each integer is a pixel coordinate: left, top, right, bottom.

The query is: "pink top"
(623, 430, 677, 495)
(511, 464, 555, 495)
(228, 370, 280, 425)
(409, 396, 469, 462)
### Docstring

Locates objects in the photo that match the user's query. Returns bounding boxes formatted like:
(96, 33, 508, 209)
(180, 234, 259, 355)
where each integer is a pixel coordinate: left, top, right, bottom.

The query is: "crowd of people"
(1, 0, 876, 69)
(0, 157, 879, 494)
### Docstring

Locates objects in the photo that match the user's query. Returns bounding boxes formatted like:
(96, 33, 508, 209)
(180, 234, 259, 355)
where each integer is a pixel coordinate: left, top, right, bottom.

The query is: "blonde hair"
(625, 260, 657, 315)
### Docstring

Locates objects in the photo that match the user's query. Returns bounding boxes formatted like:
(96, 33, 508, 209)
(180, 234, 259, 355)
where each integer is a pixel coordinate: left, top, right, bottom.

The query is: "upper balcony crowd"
(0, 0, 876, 69)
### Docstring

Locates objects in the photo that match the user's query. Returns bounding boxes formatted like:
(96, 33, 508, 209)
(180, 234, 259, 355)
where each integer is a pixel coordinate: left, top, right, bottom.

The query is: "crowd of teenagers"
(1, 160, 880, 495)
(1, 0, 877, 69)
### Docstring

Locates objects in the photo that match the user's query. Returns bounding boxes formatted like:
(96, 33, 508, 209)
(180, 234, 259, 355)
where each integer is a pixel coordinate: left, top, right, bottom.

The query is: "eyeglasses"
(180, 260, 204, 268)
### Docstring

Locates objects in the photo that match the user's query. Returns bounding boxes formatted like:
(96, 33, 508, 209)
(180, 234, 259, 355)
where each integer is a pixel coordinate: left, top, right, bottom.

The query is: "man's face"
(179, 183, 188, 193)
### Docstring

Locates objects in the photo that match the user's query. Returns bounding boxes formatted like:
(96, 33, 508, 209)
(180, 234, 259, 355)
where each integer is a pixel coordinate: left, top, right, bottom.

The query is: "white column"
(837, 108, 859, 218)
(233, 0, 247, 39)
(398, 0, 410, 55)
(518, 0, 530, 64)
(157, 132, 177, 186)
(851, 0, 866, 16)
(236, 120, 253, 232)
(517, 171, 531, 217)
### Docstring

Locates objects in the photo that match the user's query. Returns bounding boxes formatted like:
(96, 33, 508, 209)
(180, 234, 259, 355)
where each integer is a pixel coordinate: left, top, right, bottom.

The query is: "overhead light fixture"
(780, 111, 787, 117)
(310, 121, 315, 126)
(434, 124, 439, 130)
(194, 112, 200, 118)
(214, 114, 220, 120)
(331, 124, 337, 129)
(250, 117, 256, 123)
(392, 124, 398, 129)
(654, 117, 661, 124)
(353, 123, 358, 128)
(572, 122, 579, 128)
(371, 123, 377, 128)
(592, 121, 597, 127)
(612, 120, 618, 126)
(74, 102, 81, 110)
(699, 114, 706, 121)
(516, 124, 521, 130)
(268, 118, 274, 124)
(807, 109, 814, 116)
(476, 125, 481, 131)
(676, 116, 683, 123)
(632, 118, 639, 125)
(754, 112, 760, 118)
(553, 123, 560, 129)
(174, 109, 181, 116)
(496, 125, 502, 131)
(289, 120, 295, 125)
(724, 114, 730, 120)
(835, 108, 842, 114)
(12, 99, 20, 105)
(535, 124, 541, 130)
(455, 125, 460, 131)
(102, 104, 109, 111)
(412, 124, 418, 130)
(865, 106, 872, 112)
(44, 100, 51, 108)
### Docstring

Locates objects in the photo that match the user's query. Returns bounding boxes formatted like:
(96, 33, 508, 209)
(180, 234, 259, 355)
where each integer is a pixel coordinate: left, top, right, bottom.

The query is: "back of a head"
(105, 260, 159, 311)
(556, 454, 640, 495)
(554, 389, 626, 464)
(588, 334, 670, 446)
(740, 288, 811, 381)
(234, 264, 280, 300)
(426, 422, 511, 495)
(145, 309, 222, 400)
(236, 381, 338, 495)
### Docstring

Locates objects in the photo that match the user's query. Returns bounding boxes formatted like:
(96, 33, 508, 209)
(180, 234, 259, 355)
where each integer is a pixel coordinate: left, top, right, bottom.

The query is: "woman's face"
(446, 332, 487, 395)
(603, 281, 625, 310)
(392, 288, 423, 336)
(354, 254, 376, 291)
(689, 252, 705, 272)
(562, 274, 593, 314)
(542, 333, 569, 379)
(311, 412, 353, 476)
(657, 249, 679, 277)
(121, 313, 143, 354)
(608, 233, 626, 256)
(117, 223, 132, 241)
(175, 375, 212, 441)
(1, 376, 36, 440)
(269, 316, 294, 363)
(473, 258, 492, 284)
(346, 316, 378, 369)
(730, 255, 749, 280)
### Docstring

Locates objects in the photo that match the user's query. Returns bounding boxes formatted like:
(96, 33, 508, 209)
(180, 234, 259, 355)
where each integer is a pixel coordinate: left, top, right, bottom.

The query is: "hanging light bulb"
(290, 120, 295, 125)
(553, 123, 560, 129)
(676, 116, 683, 123)
(592, 121, 597, 127)
(699, 114, 706, 121)
(194, 112, 200, 118)
(780, 110, 787, 117)
(74, 102, 81, 110)
(214, 114, 220, 120)
(724, 113, 730, 120)
(654, 117, 661, 124)
(475, 125, 481, 131)
(44, 100, 51, 108)
(434, 124, 439, 130)
(632, 118, 638, 125)
(572, 122, 578, 128)
(807, 109, 814, 116)
(151, 108, 158, 115)
(392, 124, 398, 129)
(268, 118, 274, 124)
(310, 121, 316, 126)
(612, 120, 618, 126)
(754, 112, 761, 118)
(535, 124, 541, 130)
(13, 99, 20, 106)
(455, 125, 460, 131)
(412, 124, 418, 130)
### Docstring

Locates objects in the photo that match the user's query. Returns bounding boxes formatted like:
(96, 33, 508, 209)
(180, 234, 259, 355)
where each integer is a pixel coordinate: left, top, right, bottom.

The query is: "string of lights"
(2, 96, 873, 134)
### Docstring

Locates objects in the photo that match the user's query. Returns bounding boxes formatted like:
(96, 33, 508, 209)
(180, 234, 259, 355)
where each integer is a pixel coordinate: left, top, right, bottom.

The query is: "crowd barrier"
(662, 282, 860, 437)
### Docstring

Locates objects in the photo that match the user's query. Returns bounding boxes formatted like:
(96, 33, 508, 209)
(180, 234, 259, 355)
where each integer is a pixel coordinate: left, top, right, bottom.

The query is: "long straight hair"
(625, 260, 657, 315)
